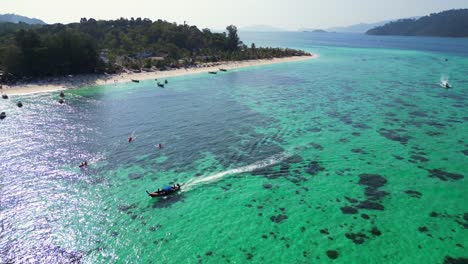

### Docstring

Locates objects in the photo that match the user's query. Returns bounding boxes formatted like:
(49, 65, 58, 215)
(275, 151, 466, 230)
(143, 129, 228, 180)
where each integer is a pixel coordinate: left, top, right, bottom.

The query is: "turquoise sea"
(1, 32, 467, 263)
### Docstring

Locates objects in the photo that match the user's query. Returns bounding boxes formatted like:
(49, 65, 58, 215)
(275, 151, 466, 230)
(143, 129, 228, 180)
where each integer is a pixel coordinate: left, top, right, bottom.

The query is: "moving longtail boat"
(146, 184, 181, 197)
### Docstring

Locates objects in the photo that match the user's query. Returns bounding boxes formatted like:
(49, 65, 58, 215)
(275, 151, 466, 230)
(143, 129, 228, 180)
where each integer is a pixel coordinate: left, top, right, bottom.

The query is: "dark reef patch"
(341, 206, 358, 214)
(359, 173, 387, 187)
(356, 174, 388, 210)
(462, 150, 468, 156)
(320, 229, 330, 235)
(128, 173, 144, 180)
(345, 232, 369, 245)
(443, 256, 468, 264)
(426, 131, 443, 136)
(370, 227, 382, 236)
(306, 161, 325, 175)
(455, 213, 468, 229)
(428, 169, 464, 181)
(351, 148, 367, 154)
(361, 214, 370, 220)
(118, 204, 137, 212)
(358, 174, 388, 199)
(149, 224, 162, 232)
(426, 121, 446, 129)
(409, 111, 428, 118)
(327, 111, 353, 125)
(409, 155, 429, 163)
(353, 123, 371, 130)
(326, 250, 339, 260)
(345, 197, 358, 203)
(404, 190, 422, 198)
(418, 226, 428, 233)
(308, 127, 322, 133)
(270, 214, 288, 223)
(286, 155, 303, 164)
(357, 201, 384, 211)
(393, 98, 416, 107)
(378, 128, 411, 144)
(263, 183, 273, 189)
(310, 143, 324, 150)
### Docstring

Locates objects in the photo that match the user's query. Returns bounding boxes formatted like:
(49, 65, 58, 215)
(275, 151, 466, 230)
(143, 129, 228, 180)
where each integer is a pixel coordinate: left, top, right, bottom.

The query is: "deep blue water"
(240, 32, 468, 56)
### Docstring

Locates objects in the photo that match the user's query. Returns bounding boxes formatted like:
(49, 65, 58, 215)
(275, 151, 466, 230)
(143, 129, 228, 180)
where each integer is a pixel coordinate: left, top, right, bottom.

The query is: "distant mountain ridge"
(239, 25, 288, 32)
(328, 20, 393, 33)
(0, 13, 46, 24)
(327, 17, 420, 33)
(366, 9, 468, 37)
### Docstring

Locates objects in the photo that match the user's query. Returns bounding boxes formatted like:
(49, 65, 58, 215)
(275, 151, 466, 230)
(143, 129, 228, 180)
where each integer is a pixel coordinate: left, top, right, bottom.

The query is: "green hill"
(366, 9, 468, 37)
(0, 18, 309, 81)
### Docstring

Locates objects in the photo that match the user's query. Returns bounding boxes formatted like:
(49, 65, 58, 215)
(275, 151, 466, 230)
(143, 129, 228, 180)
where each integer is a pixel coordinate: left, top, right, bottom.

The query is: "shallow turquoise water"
(1, 33, 467, 263)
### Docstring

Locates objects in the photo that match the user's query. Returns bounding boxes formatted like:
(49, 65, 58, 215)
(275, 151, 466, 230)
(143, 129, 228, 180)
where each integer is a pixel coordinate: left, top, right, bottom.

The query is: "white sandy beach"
(1, 55, 317, 96)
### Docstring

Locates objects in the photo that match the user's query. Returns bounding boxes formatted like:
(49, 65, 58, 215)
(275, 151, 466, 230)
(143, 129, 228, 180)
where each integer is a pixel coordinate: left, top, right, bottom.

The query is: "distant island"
(239, 25, 287, 32)
(328, 20, 394, 33)
(0, 13, 46, 25)
(366, 9, 468, 37)
(0, 18, 310, 83)
(301, 29, 328, 33)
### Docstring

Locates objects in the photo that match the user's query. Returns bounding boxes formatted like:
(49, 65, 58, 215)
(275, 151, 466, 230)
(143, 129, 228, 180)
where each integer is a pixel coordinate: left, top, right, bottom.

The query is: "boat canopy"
(163, 186, 172, 191)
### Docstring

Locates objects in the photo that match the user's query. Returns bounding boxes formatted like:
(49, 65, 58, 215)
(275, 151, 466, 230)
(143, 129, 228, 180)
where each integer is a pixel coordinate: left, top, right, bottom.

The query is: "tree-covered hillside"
(366, 9, 468, 37)
(0, 18, 309, 81)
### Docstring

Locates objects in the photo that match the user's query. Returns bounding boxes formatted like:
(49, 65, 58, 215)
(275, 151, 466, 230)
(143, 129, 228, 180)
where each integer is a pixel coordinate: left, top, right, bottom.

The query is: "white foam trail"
(439, 74, 449, 87)
(182, 153, 288, 192)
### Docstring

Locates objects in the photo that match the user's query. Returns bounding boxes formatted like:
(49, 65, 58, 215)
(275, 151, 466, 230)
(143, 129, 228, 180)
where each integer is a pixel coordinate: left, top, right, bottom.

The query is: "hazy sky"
(2, 0, 468, 30)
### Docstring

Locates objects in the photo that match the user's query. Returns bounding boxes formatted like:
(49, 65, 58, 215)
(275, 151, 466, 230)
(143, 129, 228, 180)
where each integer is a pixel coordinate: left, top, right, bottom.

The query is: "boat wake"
(439, 74, 450, 88)
(182, 152, 288, 192)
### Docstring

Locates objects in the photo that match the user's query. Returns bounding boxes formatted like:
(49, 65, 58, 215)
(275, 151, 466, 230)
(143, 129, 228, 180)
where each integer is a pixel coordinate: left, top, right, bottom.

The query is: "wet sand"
(2, 55, 317, 96)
